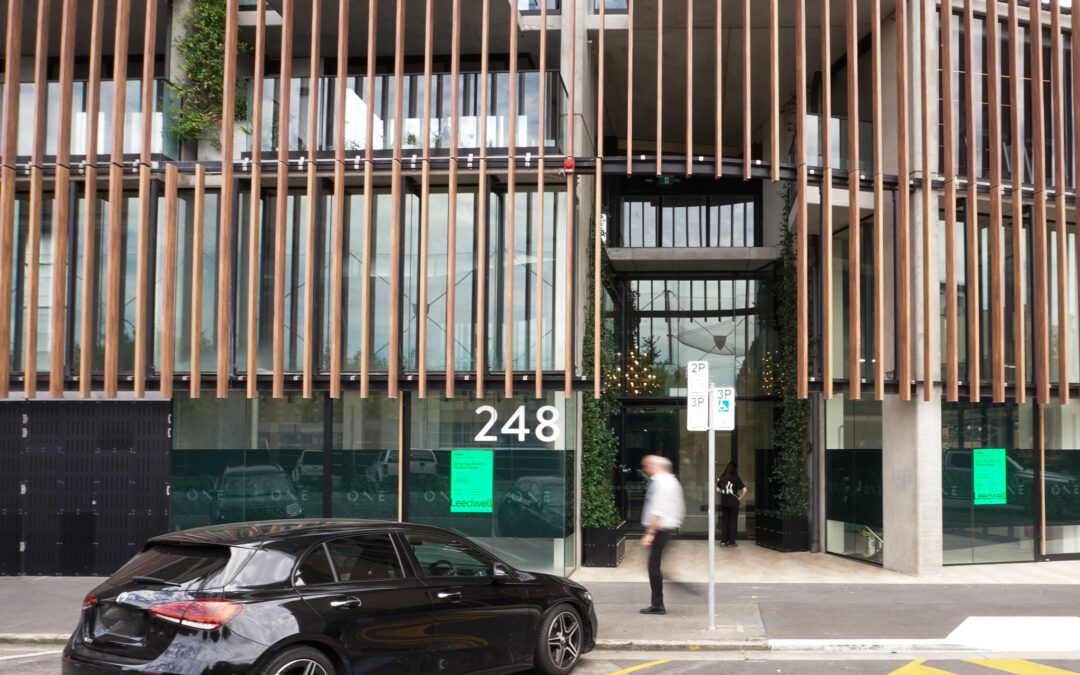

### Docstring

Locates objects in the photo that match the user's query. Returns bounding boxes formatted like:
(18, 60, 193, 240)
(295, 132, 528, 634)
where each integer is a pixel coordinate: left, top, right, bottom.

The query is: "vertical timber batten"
(796, 0, 807, 400)
(565, 0, 576, 398)
(847, 0, 861, 399)
(447, 0, 461, 399)
(770, 0, 779, 183)
(506, 2, 518, 399)
(301, 0, 320, 400)
(161, 165, 178, 398)
(1031, 0, 1050, 404)
(50, 0, 78, 398)
(822, 0, 834, 399)
(715, 0, 722, 178)
(943, 0, 959, 402)
(987, 0, 1005, 403)
(743, 0, 751, 180)
(594, 0, 604, 398)
(1009, 0, 1025, 403)
(1052, 0, 1068, 403)
(273, 0, 294, 399)
(360, 0, 377, 398)
(685, 0, 693, 177)
(134, 0, 157, 399)
(477, 0, 490, 398)
(330, 0, 348, 399)
(247, 0, 266, 399)
(389, 0, 405, 399)
(536, 0, 548, 400)
(80, 0, 105, 399)
(24, 0, 50, 399)
(656, 0, 663, 176)
(964, 0, 981, 402)
(0, 0, 23, 398)
(896, 0, 911, 401)
(872, 0, 884, 400)
(920, 0, 933, 402)
(104, 0, 131, 399)
(191, 164, 206, 398)
(419, 0, 434, 400)
(627, 0, 634, 175)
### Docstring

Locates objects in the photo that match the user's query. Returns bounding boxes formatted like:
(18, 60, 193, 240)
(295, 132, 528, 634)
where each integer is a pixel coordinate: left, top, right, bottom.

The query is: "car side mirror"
(492, 562, 512, 583)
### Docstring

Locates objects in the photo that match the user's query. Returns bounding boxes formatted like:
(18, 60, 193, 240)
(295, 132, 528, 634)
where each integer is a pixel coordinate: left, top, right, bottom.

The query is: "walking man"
(639, 454, 684, 615)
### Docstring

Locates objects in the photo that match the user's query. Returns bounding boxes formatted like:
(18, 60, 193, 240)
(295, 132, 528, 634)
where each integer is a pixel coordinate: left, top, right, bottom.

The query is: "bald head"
(641, 454, 672, 477)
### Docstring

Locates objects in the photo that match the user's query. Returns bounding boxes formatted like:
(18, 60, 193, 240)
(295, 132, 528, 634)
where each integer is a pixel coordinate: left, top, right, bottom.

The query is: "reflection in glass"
(10, 194, 55, 373)
(941, 402, 1034, 564)
(824, 396, 883, 564)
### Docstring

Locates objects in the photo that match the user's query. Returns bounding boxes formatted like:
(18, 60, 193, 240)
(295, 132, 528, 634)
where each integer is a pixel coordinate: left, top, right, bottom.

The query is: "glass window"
(617, 195, 758, 248)
(824, 396, 884, 564)
(330, 393, 399, 521)
(1041, 402, 1080, 556)
(294, 544, 336, 586)
(325, 534, 403, 582)
(9, 193, 55, 374)
(406, 533, 493, 579)
(942, 401, 1034, 564)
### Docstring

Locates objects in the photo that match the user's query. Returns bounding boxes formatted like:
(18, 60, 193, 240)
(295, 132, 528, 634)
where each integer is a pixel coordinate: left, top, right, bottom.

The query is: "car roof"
(148, 519, 467, 548)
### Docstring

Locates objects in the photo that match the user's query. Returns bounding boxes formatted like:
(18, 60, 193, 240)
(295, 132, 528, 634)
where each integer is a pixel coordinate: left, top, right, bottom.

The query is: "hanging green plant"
(581, 214, 621, 529)
(170, 0, 251, 149)
(770, 187, 812, 518)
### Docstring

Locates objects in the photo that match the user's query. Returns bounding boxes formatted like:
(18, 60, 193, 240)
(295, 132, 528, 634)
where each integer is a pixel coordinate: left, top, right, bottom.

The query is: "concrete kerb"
(594, 638, 1080, 653)
(0, 633, 69, 645)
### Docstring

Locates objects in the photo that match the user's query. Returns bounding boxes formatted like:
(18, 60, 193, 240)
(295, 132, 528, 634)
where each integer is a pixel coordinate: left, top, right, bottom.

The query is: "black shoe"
(639, 605, 666, 615)
(729, 541, 738, 547)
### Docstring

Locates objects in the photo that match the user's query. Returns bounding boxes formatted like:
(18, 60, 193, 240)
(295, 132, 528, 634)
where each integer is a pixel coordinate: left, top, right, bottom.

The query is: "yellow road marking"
(605, 659, 673, 675)
(888, 660, 961, 675)
(966, 660, 1080, 675)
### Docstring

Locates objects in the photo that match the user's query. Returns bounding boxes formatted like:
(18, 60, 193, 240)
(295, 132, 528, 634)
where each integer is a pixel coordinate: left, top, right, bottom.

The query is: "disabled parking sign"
(711, 387, 735, 431)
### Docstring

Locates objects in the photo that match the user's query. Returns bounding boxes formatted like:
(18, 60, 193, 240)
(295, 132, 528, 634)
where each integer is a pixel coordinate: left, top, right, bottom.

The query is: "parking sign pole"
(707, 387, 716, 630)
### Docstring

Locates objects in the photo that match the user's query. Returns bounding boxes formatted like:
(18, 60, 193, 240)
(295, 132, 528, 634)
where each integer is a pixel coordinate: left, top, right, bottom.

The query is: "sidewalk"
(4, 541, 1080, 654)
(572, 540, 1080, 653)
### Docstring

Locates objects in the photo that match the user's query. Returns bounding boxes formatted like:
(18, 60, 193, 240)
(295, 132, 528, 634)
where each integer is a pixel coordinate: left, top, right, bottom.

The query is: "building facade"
(1, 0, 1078, 577)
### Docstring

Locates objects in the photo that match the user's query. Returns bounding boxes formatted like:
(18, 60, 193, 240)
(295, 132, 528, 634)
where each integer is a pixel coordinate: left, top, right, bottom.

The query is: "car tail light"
(82, 592, 97, 610)
(149, 600, 242, 631)
(381, 463, 388, 475)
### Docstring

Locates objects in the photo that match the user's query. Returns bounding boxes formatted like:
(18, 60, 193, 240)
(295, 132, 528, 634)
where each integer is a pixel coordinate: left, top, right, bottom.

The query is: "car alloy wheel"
(546, 608, 582, 670)
(272, 658, 330, 675)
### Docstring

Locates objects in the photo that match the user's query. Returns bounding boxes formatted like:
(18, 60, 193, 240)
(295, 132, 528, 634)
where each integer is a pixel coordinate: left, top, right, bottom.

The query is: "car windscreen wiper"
(131, 575, 183, 587)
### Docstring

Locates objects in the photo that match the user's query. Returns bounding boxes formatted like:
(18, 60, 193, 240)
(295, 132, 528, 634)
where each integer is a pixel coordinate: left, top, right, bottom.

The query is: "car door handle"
(329, 596, 362, 608)
(436, 591, 462, 601)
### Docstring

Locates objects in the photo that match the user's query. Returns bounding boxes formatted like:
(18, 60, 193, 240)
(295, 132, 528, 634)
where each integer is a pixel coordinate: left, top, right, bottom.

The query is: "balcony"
(0, 79, 178, 159)
(247, 70, 567, 155)
(804, 114, 874, 174)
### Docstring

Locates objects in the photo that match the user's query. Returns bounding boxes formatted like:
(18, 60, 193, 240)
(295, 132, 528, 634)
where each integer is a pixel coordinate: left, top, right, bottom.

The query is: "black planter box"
(583, 521, 627, 567)
(754, 513, 809, 552)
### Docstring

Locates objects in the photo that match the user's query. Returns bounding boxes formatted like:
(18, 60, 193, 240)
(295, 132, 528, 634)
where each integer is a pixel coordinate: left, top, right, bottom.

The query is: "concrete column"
(882, 394, 942, 575)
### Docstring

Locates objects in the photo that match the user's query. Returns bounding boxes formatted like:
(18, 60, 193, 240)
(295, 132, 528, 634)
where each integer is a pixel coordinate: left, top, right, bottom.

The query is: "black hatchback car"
(62, 519, 596, 675)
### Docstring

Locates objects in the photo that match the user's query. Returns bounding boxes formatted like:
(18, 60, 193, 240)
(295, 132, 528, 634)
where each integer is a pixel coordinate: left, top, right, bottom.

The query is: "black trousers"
(721, 504, 739, 544)
(648, 529, 674, 608)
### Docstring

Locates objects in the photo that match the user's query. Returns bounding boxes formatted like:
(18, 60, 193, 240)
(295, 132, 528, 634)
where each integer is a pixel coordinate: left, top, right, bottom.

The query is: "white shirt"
(641, 471, 685, 531)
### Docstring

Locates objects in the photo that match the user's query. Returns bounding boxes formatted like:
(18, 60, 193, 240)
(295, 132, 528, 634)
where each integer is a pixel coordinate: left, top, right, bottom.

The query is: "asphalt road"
(9, 643, 1080, 675)
(577, 654, 1080, 675)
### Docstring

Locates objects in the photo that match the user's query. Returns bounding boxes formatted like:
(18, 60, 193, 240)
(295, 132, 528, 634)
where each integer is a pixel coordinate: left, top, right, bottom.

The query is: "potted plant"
(581, 215, 626, 567)
(755, 218, 811, 552)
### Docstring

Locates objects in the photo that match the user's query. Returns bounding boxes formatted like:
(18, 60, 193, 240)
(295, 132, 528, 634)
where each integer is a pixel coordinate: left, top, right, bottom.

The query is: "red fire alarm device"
(563, 157, 575, 174)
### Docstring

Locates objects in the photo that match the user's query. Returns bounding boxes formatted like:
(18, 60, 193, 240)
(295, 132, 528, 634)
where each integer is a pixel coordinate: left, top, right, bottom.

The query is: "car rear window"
(109, 543, 232, 589)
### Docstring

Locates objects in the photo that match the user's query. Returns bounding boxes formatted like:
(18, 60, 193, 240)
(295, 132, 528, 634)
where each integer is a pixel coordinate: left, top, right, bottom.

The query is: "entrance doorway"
(617, 401, 772, 537)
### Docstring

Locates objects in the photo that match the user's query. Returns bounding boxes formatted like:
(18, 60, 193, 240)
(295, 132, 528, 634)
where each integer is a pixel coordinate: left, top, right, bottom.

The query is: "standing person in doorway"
(639, 454, 684, 615)
(717, 461, 747, 547)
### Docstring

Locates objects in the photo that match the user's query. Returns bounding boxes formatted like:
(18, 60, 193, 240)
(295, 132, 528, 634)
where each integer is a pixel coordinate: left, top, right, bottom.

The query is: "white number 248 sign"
(474, 405, 561, 443)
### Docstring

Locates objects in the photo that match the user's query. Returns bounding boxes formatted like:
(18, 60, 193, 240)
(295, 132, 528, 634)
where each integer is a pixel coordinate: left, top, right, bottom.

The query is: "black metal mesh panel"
(0, 405, 21, 574)
(6, 401, 171, 576)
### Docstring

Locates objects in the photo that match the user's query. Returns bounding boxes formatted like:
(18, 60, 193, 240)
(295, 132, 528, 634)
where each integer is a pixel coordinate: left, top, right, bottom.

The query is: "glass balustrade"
(0, 79, 178, 159)
(804, 114, 874, 173)
(247, 71, 566, 154)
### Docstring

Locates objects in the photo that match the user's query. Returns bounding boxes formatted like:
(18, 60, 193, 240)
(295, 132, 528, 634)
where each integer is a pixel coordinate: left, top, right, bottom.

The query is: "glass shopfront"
(1042, 402, 1080, 557)
(824, 396, 884, 564)
(171, 391, 575, 576)
(942, 402, 1034, 564)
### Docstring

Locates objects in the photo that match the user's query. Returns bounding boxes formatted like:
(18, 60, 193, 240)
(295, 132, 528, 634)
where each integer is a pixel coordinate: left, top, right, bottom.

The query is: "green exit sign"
(657, 175, 675, 186)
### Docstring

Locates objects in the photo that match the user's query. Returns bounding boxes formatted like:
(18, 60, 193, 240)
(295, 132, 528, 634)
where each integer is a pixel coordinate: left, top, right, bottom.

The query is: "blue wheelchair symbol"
(719, 400, 730, 413)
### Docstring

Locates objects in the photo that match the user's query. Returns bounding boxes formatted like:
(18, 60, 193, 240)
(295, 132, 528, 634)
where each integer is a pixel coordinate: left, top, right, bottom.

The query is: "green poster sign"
(973, 448, 1007, 505)
(450, 449, 494, 513)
